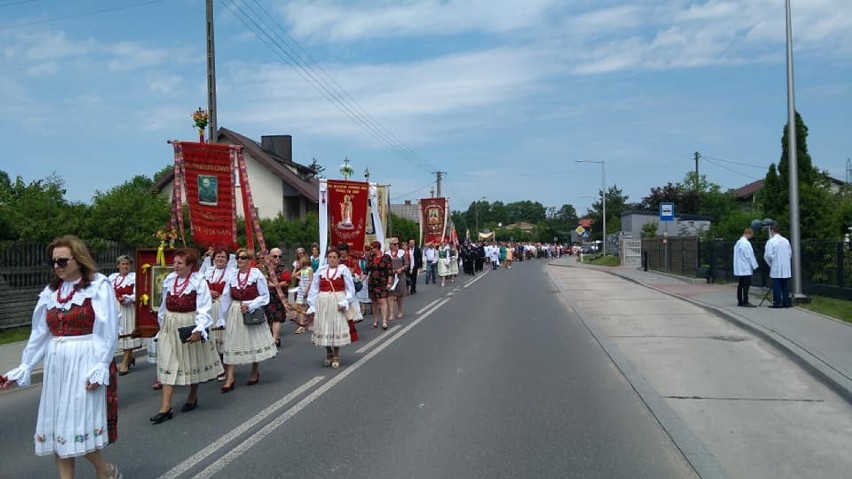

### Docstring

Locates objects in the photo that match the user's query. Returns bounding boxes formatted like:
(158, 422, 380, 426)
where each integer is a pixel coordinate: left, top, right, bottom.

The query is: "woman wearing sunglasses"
(1, 235, 123, 479)
(150, 248, 223, 424)
(218, 248, 275, 392)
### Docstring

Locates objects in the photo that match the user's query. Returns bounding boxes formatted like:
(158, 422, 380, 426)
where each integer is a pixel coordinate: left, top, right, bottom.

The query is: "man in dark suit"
(407, 239, 422, 294)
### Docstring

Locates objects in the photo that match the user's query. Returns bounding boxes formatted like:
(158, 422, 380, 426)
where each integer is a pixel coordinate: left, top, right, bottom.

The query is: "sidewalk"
(552, 257, 852, 404)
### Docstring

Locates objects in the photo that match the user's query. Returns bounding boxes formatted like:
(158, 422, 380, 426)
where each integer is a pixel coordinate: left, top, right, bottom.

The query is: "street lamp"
(475, 196, 486, 238)
(576, 160, 606, 256)
(785, 0, 807, 303)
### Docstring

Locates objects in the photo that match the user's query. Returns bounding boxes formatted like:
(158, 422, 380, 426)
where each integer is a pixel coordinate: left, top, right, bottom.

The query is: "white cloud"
(281, 0, 562, 41)
(104, 42, 172, 72)
(25, 62, 59, 78)
(147, 73, 183, 94)
(222, 46, 552, 145)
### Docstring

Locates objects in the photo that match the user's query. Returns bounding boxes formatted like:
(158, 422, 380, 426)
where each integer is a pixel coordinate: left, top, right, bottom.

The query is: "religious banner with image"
(177, 142, 237, 248)
(327, 179, 370, 257)
(364, 184, 388, 249)
(420, 197, 448, 246)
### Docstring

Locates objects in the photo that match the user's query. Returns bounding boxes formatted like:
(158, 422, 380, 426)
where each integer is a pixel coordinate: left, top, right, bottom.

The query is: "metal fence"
(0, 242, 131, 329)
(639, 237, 852, 301)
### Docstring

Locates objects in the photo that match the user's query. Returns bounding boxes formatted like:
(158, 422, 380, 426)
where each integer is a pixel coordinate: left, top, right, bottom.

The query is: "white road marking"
(191, 298, 451, 479)
(462, 271, 488, 288)
(156, 376, 325, 479)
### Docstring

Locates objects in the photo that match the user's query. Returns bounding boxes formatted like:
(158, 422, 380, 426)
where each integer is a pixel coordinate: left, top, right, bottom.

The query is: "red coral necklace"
(173, 274, 191, 296)
(237, 270, 250, 289)
(56, 282, 76, 304)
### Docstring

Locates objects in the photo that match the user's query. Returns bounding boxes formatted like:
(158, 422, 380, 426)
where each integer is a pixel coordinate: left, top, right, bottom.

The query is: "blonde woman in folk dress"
(306, 249, 356, 368)
(1, 235, 123, 479)
(200, 247, 235, 381)
(108, 255, 141, 375)
(151, 248, 223, 424)
(218, 248, 275, 392)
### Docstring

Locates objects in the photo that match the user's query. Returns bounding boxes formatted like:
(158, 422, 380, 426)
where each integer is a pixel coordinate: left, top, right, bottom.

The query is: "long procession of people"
(0, 235, 567, 478)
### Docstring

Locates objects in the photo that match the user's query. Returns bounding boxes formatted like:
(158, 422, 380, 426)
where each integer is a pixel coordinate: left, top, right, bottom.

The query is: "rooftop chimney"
(260, 135, 292, 162)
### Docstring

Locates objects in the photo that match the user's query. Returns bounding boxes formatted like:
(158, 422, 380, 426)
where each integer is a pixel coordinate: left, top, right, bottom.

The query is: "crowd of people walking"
(1, 234, 569, 478)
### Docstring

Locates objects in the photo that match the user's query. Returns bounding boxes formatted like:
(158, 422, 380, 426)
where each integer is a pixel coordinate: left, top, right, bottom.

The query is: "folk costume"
(156, 272, 223, 385)
(108, 271, 141, 351)
(307, 264, 356, 347)
(200, 255, 236, 355)
(219, 268, 276, 364)
(448, 245, 459, 277)
(5, 274, 120, 458)
(437, 245, 452, 278)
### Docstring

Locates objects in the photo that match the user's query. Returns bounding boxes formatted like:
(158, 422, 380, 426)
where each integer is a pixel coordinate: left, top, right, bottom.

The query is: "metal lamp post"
(785, 0, 807, 302)
(576, 160, 606, 256)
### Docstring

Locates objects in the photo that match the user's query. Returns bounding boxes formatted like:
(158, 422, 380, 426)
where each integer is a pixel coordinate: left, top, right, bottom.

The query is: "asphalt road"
(0, 259, 695, 479)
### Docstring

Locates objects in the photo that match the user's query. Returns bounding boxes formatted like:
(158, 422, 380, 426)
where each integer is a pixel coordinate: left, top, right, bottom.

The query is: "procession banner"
(420, 197, 448, 245)
(327, 179, 370, 257)
(365, 184, 388, 249)
(179, 142, 237, 248)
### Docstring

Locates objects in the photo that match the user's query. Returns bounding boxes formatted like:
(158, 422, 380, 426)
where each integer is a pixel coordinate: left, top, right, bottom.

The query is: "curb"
(558, 262, 852, 406)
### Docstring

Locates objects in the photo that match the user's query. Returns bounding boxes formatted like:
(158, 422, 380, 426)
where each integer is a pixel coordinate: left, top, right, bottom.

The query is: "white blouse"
(107, 272, 136, 304)
(157, 272, 213, 339)
(306, 264, 356, 311)
(4, 273, 119, 388)
(217, 268, 270, 326)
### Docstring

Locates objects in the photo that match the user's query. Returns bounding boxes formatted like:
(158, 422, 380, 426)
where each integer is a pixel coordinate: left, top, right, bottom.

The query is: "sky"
(1, 0, 850, 217)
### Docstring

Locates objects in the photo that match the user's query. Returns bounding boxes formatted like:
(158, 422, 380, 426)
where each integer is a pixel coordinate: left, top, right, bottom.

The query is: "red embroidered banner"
(180, 142, 236, 249)
(421, 197, 448, 246)
(327, 179, 370, 257)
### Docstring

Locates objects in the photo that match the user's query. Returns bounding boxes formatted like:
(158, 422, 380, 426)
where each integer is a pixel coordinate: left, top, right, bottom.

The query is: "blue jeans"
(425, 263, 437, 284)
(772, 277, 791, 306)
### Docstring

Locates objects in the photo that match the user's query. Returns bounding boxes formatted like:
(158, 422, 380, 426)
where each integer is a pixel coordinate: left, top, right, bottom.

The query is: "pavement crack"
(610, 334, 751, 342)
(665, 395, 824, 403)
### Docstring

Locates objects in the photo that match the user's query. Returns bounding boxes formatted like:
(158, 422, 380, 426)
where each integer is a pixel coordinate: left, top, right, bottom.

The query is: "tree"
(308, 158, 325, 179)
(555, 204, 579, 224)
(759, 111, 836, 240)
(388, 213, 419, 243)
(587, 185, 630, 241)
(0, 173, 88, 243)
(86, 175, 171, 248)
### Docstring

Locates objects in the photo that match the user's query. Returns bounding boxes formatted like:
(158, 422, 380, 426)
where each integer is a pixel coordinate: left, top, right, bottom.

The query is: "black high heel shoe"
(150, 409, 174, 424)
(181, 399, 198, 412)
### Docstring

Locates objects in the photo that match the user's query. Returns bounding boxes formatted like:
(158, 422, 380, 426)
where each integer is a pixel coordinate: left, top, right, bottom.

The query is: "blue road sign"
(660, 202, 675, 221)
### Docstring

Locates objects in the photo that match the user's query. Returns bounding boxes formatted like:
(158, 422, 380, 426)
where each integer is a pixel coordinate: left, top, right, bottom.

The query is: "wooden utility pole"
(206, 0, 218, 142)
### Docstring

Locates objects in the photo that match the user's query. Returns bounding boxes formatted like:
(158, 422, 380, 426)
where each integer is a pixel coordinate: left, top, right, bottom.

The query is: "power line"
(221, 0, 435, 175)
(701, 156, 761, 179)
(0, 0, 36, 8)
(702, 154, 767, 169)
(0, 0, 162, 30)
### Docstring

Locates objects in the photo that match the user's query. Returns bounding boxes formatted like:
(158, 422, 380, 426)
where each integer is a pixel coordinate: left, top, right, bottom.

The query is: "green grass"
(586, 255, 621, 266)
(0, 326, 31, 345)
(798, 296, 852, 324)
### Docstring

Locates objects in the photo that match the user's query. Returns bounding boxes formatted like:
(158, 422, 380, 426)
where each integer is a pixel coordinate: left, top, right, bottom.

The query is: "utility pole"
(694, 151, 701, 213)
(694, 152, 700, 187)
(206, 0, 218, 142)
(433, 171, 446, 197)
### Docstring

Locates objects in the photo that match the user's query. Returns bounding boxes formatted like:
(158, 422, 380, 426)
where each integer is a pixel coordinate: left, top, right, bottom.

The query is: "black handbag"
(177, 326, 207, 343)
(242, 308, 267, 326)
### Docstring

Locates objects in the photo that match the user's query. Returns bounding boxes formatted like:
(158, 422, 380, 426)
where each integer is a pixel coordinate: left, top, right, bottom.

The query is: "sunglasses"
(270, 255, 281, 258)
(49, 258, 73, 268)
(237, 255, 250, 260)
